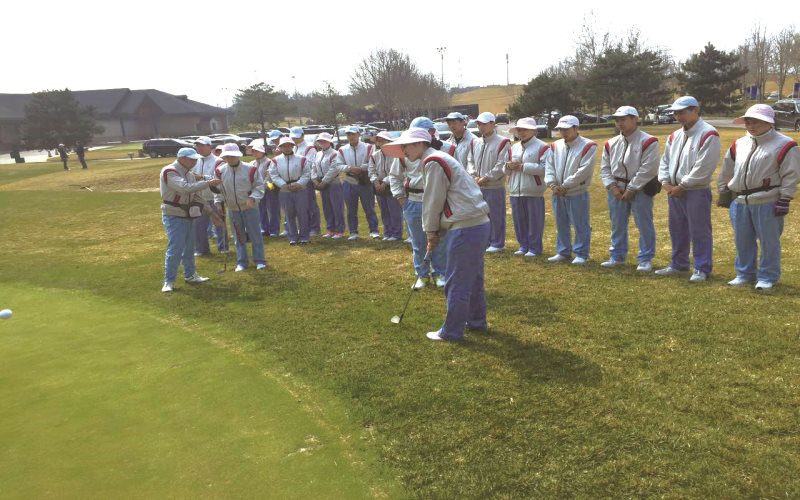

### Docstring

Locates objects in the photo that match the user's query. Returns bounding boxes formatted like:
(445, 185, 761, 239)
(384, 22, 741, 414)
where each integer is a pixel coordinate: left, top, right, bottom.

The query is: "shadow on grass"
(486, 291, 558, 325)
(463, 329, 603, 386)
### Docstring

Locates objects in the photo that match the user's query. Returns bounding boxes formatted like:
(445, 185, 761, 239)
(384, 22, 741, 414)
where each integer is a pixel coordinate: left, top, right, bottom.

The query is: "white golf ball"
(0, 309, 11, 319)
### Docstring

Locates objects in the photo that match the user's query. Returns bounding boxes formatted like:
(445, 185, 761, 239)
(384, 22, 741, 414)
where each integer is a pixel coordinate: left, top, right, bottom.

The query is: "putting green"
(0, 284, 396, 498)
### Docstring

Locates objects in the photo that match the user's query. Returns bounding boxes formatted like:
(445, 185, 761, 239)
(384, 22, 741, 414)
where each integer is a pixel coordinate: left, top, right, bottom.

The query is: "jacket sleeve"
(249, 167, 265, 201)
(521, 145, 547, 178)
(388, 159, 406, 198)
(658, 137, 672, 183)
(778, 144, 800, 200)
(421, 160, 449, 232)
(368, 152, 379, 182)
(628, 139, 660, 191)
(360, 146, 371, 169)
(297, 159, 311, 186)
(544, 146, 557, 187)
(466, 140, 479, 177)
(166, 170, 209, 194)
(333, 149, 350, 173)
(600, 142, 614, 189)
(562, 144, 596, 189)
(679, 133, 720, 189)
(484, 140, 510, 181)
(268, 161, 285, 188)
(321, 153, 340, 184)
(717, 145, 735, 192)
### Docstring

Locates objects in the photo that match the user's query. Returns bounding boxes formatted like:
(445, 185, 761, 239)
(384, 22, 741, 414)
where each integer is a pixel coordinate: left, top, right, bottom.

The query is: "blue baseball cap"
(667, 96, 699, 111)
(177, 147, 202, 160)
(268, 130, 282, 139)
(345, 125, 361, 134)
(410, 116, 435, 130)
(289, 126, 304, 139)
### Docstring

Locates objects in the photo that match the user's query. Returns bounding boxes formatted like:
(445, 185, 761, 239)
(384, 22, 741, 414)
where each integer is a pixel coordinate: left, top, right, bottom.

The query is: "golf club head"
(390, 315, 402, 324)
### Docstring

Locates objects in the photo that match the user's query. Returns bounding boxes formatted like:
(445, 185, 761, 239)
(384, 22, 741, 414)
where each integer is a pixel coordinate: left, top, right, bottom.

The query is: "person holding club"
(214, 143, 267, 271)
(269, 137, 312, 245)
(312, 132, 346, 239)
(192, 136, 228, 256)
(383, 128, 490, 342)
(159, 147, 223, 292)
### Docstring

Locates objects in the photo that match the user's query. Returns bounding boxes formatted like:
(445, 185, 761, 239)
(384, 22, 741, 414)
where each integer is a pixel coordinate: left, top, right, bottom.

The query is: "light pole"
(436, 47, 447, 86)
(506, 53, 509, 86)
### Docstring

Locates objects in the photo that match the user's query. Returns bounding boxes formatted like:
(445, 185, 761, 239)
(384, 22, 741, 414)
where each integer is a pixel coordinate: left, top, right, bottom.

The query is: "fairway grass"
(1, 125, 799, 497)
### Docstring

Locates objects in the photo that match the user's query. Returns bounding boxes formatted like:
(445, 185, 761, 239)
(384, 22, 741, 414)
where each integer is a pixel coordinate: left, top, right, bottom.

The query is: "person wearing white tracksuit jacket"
(600, 106, 660, 271)
(213, 143, 267, 271)
(159, 147, 223, 292)
(505, 118, 551, 257)
(383, 128, 490, 342)
(333, 126, 380, 240)
(311, 132, 345, 238)
(545, 115, 597, 265)
(252, 141, 276, 236)
(370, 131, 403, 240)
(191, 136, 228, 255)
(409, 116, 458, 158)
(656, 96, 721, 283)
(269, 137, 312, 245)
(717, 104, 800, 290)
(467, 112, 512, 252)
(389, 147, 448, 289)
(290, 127, 321, 235)
(445, 112, 477, 169)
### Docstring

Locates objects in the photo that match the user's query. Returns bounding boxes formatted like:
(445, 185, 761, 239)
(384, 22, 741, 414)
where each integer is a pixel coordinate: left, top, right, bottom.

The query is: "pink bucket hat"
(381, 128, 432, 158)
(733, 104, 775, 125)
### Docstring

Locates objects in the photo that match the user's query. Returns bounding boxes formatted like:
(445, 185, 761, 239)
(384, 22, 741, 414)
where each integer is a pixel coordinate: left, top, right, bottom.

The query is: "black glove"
(774, 198, 790, 217)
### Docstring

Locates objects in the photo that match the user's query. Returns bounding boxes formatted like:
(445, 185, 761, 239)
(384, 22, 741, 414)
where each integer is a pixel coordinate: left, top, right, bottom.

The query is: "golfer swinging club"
(383, 128, 490, 342)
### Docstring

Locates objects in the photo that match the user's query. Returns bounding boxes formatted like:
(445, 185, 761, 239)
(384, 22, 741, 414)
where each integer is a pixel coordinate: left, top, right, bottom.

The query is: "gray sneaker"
(185, 273, 210, 283)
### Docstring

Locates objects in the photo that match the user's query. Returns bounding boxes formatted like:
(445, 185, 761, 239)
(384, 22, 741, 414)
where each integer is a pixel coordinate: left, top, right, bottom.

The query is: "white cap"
(248, 138, 265, 147)
(509, 117, 539, 134)
(380, 128, 432, 158)
(476, 112, 496, 124)
(375, 131, 395, 142)
(611, 106, 639, 118)
(278, 136, 295, 147)
(554, 115, 580, 130)
(194, 136, 213, 146)
(733, 103, 775, 125)
(251, 142, 266, 154)
(315, 132, 336, 145)
(219, 143, 242, 157)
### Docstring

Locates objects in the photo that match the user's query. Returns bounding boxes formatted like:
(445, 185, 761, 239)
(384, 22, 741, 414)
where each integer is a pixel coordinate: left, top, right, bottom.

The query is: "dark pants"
(306, 187, 321, 234)
(343, 182, 379, 235)
(259, 189, 282, 236)
(667, 188, 713, 273)
(510, 196, 545, 254)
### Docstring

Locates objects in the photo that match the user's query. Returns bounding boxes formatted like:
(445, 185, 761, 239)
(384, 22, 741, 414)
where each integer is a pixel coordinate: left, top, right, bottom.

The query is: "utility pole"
(436, 47, 447, 86)
(506, 53, 509, 86)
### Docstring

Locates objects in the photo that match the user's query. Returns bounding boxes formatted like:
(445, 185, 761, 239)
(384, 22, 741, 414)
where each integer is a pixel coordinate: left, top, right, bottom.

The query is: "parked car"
(237, 131, 265, 141)
(534, 116, 550, 139)
(434, 122, 452, 142)
(767, 92, 780, 101)
(466, 119, 482, 138)
(568, 111, 606, 124)
(495, 113, 510, 124)
(773, 99, 800, 131)
(142, 138, 195, 158)
(657, 110, 676, 124)
(178, 135, 200, 143)
(366, 121, 392, 130)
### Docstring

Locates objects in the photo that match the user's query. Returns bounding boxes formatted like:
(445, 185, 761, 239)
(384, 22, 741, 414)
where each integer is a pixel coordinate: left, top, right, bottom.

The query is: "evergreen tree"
(677, 43, 747, 113)
(23, 89, 103, 149)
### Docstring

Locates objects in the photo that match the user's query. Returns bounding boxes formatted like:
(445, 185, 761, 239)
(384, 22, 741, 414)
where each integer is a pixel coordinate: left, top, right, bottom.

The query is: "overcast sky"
(4, 0, 787, 107)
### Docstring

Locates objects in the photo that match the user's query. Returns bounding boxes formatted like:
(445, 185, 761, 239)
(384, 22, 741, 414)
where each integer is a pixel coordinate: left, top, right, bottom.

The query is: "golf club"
(390, 252, 431, 325)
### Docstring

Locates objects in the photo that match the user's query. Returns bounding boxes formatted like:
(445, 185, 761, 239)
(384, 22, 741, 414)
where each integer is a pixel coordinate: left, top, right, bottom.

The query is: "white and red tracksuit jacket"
(658, 118, 720, 189)
(601, 129, 660, 192)
(545, 135, 597, 196)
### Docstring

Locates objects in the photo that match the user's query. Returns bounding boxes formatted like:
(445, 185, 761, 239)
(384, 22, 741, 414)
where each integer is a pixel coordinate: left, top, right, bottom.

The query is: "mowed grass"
(451, 85, 523, 115)
(1, 124, 800, 498)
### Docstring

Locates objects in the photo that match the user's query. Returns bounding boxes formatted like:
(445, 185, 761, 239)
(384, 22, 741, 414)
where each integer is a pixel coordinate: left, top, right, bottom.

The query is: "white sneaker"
(548, 254, 568, 263)
(185, 273, 210, 283)
(601, 259, 622, 268)
(322, 233, 332, 239)
(571, 256, 588, 265)
(524, 251, 538, 258)
(413, 277, 427, 290)
(370, 232, 381, 239)
(485, 246, 502, 253)
(435, 276, 446, 288)
(331, 233, 344, 240)
(279, 231, 288, 237)
(256, 263, 266, 270)
(348, 234, 359, 241)
(636, 261, 653, 272)
(513, 249, 525, 256)
(689, 270, 708, 283)
(404, 238, 412, 244)
(655, 266, 682, 276)
(386, 236, 399, 241)
(755, 280, 773, 290)
(382, 236, 390, 241)
(426, 331, 445, 341)
(728, 276, 752, 286)
(234, 265, 245, 272)
(161, 282, 174, 293)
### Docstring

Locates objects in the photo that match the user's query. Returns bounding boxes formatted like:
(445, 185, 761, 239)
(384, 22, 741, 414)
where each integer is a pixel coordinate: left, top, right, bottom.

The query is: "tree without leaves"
(741, 24, 771, 101)
(22, 89, 104, 149)
(676, 43, 747, 114)
(232, 83, 289, 131)
(771, 26, 798, 99)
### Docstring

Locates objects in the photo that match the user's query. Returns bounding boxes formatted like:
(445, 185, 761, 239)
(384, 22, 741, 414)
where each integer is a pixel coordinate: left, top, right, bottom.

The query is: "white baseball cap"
(611, 106, 639, 118)
(554, 115, 580, 130)
(509, 117, 539, 134)
(250, 142, 267, 154)
(177, 147, 202, 160)
(476, 112, 496, 124)
(278, 137, 295, 147)
(380, 128, 432, 158)
(666, 96, 699, 111)
(733, 103, 775, 125)
(375, 131, 395, 142)
(194, 136, 213, 146)
(219, 143, 242, 157)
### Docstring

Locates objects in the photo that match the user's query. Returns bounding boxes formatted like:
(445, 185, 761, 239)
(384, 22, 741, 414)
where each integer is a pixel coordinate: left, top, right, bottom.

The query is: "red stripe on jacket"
(729, 141, 737, 161)
(777, 141, 797, 166)
(162, 168, 179, 185)
(698, 130, 719, 149)
(642, 137, 658, 151)
(580, 142, 597, 159)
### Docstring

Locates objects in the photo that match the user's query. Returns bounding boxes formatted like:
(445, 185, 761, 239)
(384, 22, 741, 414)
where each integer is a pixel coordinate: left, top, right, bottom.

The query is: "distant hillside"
(450, 85, 523, 114)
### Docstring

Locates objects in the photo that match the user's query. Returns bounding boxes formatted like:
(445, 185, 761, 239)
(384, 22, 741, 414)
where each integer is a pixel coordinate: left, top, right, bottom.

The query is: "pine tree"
(676, 43, 747, 113)
(22, 89, 103, 149)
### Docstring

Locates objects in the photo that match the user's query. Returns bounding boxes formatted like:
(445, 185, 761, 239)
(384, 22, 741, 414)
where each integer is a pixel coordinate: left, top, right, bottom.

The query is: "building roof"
(0, 88, 228, 122)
